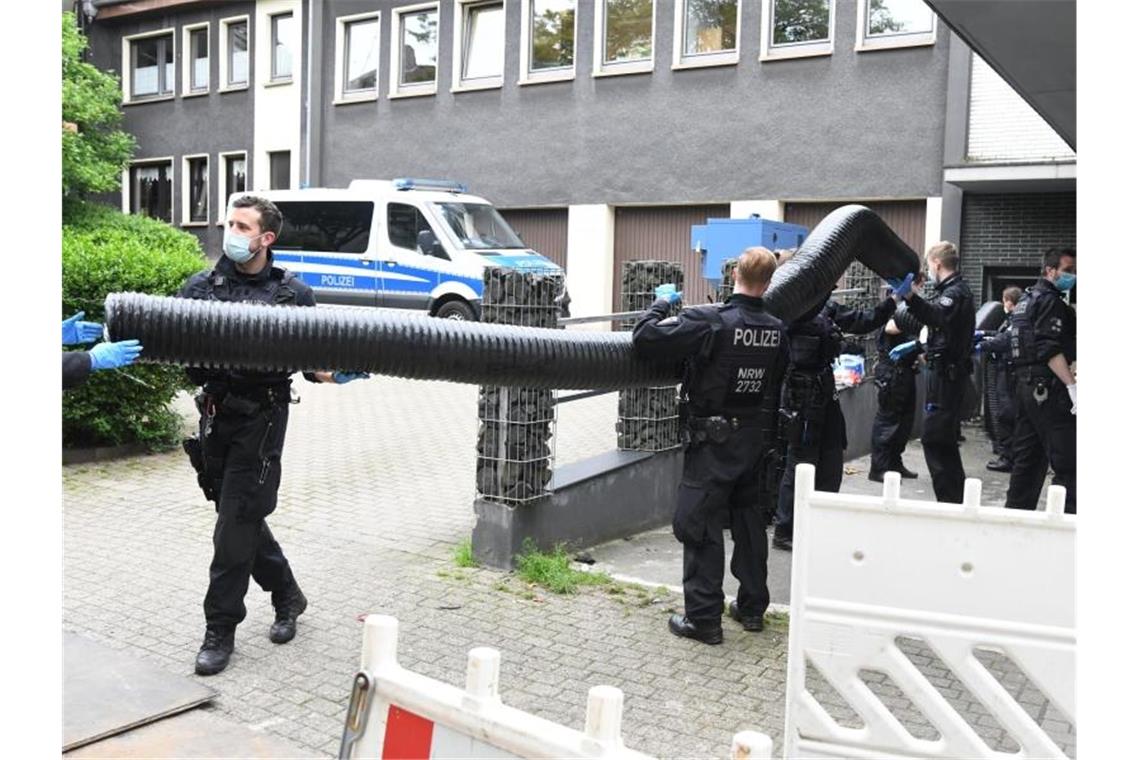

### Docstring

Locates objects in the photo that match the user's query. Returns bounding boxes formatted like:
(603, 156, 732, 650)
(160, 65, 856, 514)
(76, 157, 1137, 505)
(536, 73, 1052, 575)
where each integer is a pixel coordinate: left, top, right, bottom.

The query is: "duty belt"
(202, 384, 292, 415)
(686, 414, 764, 445)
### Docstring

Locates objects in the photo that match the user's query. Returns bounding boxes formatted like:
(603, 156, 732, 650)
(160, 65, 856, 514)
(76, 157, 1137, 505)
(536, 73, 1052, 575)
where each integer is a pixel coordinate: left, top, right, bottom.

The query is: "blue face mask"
(223, 230, 262, 264)
(1055, 272, 1076, 292)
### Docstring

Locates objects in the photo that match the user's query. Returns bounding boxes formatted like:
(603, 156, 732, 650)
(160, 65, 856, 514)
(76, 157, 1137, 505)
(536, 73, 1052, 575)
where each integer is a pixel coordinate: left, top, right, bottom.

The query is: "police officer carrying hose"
(868, 300, 925, 482)
(178, 195, 370, 675)
(901, 241, 977, 504)
(1004, 247, 1077, 514)
(633, 247, 788, 645)
(771, 267, 913, 551)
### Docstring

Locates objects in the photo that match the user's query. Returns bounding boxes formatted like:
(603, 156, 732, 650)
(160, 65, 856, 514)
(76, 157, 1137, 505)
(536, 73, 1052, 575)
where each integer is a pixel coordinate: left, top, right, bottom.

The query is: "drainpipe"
(303, 0, 313, 188)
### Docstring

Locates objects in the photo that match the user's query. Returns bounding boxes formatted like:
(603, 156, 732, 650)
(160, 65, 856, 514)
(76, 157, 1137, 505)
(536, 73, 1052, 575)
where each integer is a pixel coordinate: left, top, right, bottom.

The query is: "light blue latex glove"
(886, 273, 915, 300)
(654, 284, 682, 304)
(333, 371, 371, 384)
(888, 340, 920, 363)
(89, 339, 143, 371)
(62, 311, 104, 345)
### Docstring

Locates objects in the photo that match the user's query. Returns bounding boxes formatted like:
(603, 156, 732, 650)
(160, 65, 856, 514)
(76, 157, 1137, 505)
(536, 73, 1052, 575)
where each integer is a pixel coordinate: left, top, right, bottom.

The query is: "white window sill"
(122, 95, 175, 106)
(264, 78, 294, 88)
(335, 93, 380, 105)
(761, 45, 833, 62)
(388, 87, 437, 99)
(519, 70, 576, 86)
(856, 37, 936, 53)
(451, 80, 503, 94)
(181, 89, 210, 98)
(592, 62, 653, 78)
(219, 84, 250, 93)
(181, 221, 209, 228)
(672, 53, 739, 71)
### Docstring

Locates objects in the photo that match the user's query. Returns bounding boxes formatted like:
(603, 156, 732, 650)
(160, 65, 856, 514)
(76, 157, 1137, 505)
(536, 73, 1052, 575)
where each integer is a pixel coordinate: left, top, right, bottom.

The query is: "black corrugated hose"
(105, 205, 921, 390)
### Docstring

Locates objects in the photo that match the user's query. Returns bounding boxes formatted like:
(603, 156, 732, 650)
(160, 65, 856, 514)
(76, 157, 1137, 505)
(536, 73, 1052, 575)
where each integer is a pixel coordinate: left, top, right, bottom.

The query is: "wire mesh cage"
(616, 260, 683, 452)
(475, 266, 561, 505)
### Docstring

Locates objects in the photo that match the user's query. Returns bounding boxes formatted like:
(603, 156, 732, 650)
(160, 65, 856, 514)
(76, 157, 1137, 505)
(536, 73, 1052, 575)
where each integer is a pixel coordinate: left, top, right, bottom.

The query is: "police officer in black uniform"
(771, 273, 912, 550)
(868, 310, 923, 482)
(902, 241, 977, 504)
(1005, 247, 1077, 514)
(633, 247, 788, 645)
(178, 195, 370, 675)
(976, 286, 1022, 472)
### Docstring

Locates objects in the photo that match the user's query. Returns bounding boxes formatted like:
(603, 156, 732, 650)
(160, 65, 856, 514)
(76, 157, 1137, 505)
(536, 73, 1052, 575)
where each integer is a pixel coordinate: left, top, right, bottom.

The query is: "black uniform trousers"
(991, 371, 1016, 460)
(1005, 374, 1077, 514)
(674, 428, 770, 625)
(198, 398, 295, 630)
(921, 367, 968, 504)
(774, 398, 846, 542)
(870, 362, 917, 475)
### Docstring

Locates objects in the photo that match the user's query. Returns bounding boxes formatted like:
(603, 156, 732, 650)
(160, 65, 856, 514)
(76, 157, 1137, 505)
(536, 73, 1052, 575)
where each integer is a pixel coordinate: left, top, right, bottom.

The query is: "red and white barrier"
(783, 465, 1075, 760)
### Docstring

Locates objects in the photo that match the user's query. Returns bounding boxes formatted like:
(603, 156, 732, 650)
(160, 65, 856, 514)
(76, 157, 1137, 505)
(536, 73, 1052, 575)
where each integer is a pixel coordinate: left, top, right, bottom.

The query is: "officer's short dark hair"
(232, 195, 284, 238)
(926, 241, 959, 271)
(1002, 286, 1023, 304)
(1042, 246, 1076, 274)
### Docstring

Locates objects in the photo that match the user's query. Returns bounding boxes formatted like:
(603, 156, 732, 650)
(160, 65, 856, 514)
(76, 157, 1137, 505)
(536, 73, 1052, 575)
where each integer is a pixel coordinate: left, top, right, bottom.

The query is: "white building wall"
(253, 0, 302, 190)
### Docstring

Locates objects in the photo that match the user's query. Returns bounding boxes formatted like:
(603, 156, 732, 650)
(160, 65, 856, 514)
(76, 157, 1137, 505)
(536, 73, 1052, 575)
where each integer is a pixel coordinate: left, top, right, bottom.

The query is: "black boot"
(986, 457, 1012, 473)
(269, 585, 308, 644)
(868, 470, 885, 483)
(195, 627, 234, 676)
(667, 614, 723, 645)
(728, 601, 765, 632)
(894, 463, 920, 479)
(772, 534, 793, 551)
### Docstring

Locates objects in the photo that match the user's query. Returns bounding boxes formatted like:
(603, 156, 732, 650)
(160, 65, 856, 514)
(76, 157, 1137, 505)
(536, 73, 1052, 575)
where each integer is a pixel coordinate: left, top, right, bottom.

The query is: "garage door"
(784, 200, 927, 255)
(499, 208, 568, 271)
(612, 204, 730, 311)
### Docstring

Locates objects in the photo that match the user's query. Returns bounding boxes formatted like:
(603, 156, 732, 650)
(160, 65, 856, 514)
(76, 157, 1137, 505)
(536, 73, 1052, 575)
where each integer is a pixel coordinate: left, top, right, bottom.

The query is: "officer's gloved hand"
(62, 311, 104, 346)
(888, 340, 919, 363)
(887, 273, 915, 301)
(333, 371, 371, 384)
(89, 339, 143, 371)
(1067, 384, 1076, 415)
(654, 284, 682, 305)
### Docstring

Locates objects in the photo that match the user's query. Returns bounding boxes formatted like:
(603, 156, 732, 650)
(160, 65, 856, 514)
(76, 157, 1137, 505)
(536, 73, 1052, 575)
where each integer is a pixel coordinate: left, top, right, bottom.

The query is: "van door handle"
(361, 258, 373, 265)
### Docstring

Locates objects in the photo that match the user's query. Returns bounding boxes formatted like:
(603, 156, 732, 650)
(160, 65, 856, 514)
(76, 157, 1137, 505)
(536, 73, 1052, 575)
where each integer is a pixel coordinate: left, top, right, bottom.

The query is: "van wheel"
(436, 300, 476, 321)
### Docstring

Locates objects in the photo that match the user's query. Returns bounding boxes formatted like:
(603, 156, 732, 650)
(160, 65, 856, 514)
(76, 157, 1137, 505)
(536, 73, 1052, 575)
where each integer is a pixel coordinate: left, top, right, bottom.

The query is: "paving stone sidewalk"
(63, 377, 1074, 758)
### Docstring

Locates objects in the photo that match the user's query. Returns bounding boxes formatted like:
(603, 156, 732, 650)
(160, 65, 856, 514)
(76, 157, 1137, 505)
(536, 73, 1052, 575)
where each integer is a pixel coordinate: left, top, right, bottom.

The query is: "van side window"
(274, 201, 373, 253)
(388, 203, 433, 251)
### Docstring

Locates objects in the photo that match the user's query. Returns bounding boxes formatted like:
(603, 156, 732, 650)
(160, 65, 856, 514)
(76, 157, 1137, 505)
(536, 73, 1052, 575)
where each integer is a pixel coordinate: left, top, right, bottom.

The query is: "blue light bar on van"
(393, 177, 468, 193)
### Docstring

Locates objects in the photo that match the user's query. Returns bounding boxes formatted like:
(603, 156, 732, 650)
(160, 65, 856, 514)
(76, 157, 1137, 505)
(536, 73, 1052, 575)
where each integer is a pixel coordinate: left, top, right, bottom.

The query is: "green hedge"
(62, 202, 208, 449)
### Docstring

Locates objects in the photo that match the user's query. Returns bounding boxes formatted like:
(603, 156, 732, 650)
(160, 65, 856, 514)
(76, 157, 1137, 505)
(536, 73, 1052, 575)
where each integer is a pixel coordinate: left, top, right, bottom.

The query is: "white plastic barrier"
(783, 465, 1075, 760)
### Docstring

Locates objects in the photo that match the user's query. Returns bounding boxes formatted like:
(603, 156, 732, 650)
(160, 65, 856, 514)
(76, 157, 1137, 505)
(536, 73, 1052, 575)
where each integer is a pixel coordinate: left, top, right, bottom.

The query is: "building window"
(129, 161, 172, 221)
(388, 203, 434, 251)
(183, 155, 209, 225)
(182, 25, 210, 94)
(522, 0, 576, 83)
(219, 152, 248, 222)
(337, 14, 381, 99)
(856, 0, 936, 51)
(391, 4, 439, 97)
(760, 0, 834, 60)
(595, 0, 654, 76)
(454, 1, 505, 90)
(128, 32, 174, 100)
(222, 17, 250, 88)
(271, 12, 294, 81)
(674, 0, 738, 69)
(269, 151, 291, 190)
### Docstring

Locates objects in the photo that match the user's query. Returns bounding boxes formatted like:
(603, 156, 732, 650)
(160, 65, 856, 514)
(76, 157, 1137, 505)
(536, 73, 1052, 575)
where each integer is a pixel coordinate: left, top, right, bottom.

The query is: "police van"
(236, 178, 567, 320)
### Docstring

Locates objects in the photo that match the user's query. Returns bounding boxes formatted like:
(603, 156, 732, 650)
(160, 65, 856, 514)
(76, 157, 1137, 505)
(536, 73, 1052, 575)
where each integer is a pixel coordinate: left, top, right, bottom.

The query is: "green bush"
(62, 202, 208, 449)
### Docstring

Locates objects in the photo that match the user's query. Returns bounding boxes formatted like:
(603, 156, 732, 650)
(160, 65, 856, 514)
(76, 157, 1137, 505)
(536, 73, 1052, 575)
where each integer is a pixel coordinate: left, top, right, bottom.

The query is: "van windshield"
(430, 202, 525, 250)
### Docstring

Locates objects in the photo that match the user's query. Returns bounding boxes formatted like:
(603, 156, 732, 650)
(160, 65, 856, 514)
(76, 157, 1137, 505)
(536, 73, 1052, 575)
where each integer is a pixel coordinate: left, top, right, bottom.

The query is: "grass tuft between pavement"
(452, 539, 479, 568)
(514, 540, 613, 594)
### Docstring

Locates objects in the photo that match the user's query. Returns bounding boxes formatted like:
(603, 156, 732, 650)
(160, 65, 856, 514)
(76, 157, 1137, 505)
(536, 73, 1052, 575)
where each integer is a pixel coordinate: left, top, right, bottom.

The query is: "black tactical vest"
(685, 301, 785, 418)
(1008, 286, 1048, 367)
(788, 310, 843, 373)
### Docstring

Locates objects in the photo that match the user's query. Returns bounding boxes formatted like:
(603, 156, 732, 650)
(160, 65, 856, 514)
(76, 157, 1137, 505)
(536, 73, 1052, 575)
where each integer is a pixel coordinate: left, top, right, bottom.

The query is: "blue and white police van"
(234, 178, 567, 320)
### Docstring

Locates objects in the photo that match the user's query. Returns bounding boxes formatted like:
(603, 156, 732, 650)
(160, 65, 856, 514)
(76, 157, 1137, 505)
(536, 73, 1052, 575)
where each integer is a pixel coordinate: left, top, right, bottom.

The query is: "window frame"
(519, 0, 578, 85)
(672, 0, 741, 70)
(217, 150, 249, 225)
(219, 15, 251, 92)
(389, 2, 441, 99)
(386, 202, 437, 253)
(181, 153, 210, 227)
(451, 0, 506, 92)
(334, 11, 382, 103)
(122, 157, 174, 222)
(759, 0, 835, 61)
(268, 150, 292, 191)
(181, 23, 210, 96)
(121, 28, 176, 104)
(269, 11, 295, 83)
(855, 0, 937, 52)
(593, 0, 656, 78)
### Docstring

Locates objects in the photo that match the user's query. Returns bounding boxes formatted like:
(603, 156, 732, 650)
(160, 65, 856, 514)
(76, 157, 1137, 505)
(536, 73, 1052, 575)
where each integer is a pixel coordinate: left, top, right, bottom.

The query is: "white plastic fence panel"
(784, 465, 1075, 760)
